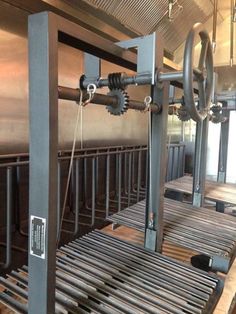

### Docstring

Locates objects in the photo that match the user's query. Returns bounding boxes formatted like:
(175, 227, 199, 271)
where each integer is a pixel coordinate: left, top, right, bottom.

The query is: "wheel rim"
(183, 23, 213, 122)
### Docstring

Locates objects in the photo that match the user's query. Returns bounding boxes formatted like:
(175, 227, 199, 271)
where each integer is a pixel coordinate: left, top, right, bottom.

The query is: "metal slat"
(57, 249, 204, 313)
(83, 231, 218, 287)
(0, 231, 223, 314)
(59, 244, 208, 308)
(107, 198, 236, 269)
(56, 255, 194, 314)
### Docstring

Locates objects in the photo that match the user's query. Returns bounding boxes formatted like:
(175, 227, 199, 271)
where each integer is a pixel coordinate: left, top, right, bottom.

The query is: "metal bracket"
(117, 34, 157, 84)
(193, 192, 202, 207)
(145, 229, 157, 251)
(211, 255, 230, 273)
(84, 53, 101, 81)
(218, 171, 226, 183)
(112, 223, 120, 231)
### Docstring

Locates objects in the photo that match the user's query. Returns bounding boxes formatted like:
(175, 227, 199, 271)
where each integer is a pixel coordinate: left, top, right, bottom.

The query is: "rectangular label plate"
(30, 215, 46, 259)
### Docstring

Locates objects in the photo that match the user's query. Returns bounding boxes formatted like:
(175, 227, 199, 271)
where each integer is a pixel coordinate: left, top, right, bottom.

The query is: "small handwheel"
(183, 23, 213, 122)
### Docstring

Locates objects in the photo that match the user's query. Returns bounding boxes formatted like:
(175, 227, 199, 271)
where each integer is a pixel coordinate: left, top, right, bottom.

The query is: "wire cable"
(56, 91, 83, 247)
(57, 84, 96, 246)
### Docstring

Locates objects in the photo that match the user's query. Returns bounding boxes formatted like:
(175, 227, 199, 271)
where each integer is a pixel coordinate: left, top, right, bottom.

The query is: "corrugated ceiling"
(81, 0, 215, 54)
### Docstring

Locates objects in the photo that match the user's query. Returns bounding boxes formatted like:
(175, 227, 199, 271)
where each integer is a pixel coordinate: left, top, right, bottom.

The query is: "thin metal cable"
(144, 96, 153, 229)
(168, 109, 175, 147)
(80, 104, 83, 150)
(57, 85, 96, 246)
(57, 91, 83, 247)
(220, 130, 223, 171)
(148, 103, 153, 227)
(167, 113, 174, 182)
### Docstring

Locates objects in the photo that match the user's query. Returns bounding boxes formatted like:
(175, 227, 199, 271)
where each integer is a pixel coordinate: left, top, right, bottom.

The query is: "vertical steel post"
(118, 153, 122, 212)
(128, 152, 132, 207)
(28, 13, 58, 314)
(216, 106, 230, 212)
(105, 154, 110, 217)
(91, 157, 96, 225)
(57, 161, 61, 239)
(1, 167, 12, 269)
(192, 117, 209, 207)
(136, 151, 141, 202)
(144, 33, 169, 252)
(74, 158, 79, 233)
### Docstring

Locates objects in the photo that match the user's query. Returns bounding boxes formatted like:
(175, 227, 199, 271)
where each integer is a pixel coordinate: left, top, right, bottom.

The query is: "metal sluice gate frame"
(0, 11, 223, 314)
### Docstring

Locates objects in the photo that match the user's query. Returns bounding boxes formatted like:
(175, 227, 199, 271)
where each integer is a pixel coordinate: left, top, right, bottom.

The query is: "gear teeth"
(106, 89, 129, 116)
(177, 106, 191, 121)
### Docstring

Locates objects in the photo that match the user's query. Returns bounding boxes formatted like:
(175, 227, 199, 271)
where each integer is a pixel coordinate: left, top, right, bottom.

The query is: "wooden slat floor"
(165, 175, 236, 205)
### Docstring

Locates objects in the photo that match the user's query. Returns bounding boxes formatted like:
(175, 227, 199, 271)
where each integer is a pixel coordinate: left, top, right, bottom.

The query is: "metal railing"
(0, 143, 185, 269)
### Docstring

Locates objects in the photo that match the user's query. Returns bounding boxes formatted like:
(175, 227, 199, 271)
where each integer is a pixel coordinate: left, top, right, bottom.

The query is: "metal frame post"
(216, 104, 230, 212)
(192, 116, 209, 207)
(145, 82, 169, 252)
(28, 13, 58, 314)
(143, 34, 169, 252)
(28, 11, 166, 313)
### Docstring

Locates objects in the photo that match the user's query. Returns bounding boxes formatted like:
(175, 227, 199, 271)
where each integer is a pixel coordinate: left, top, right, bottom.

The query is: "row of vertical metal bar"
(56, 144, 185, 235)
(192, 102, 231, 209)
(58, 147, 147, 235)
(0, 168, 12, 269)
(0, 143, 185, 269)
(216, 108, 230, 212)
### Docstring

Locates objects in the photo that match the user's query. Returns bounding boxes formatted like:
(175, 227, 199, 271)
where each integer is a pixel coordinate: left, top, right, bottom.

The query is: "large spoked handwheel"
(183, 23, 213, 122)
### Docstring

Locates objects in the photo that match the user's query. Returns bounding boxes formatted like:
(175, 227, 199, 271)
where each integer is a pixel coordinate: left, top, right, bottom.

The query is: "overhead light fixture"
(212, 0, 218, 53)
(168, 0, 174, 19)
(230, 0, 235, 66)
(233, 2, 236, 22)
(168, 0, 183, 21)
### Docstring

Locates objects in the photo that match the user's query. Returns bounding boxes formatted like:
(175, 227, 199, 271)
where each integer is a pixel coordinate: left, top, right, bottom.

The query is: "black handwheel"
(183, 23, 213, 122)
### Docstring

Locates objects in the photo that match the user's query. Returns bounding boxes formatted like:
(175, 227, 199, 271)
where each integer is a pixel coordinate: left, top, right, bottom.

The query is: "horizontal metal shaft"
(58, 86, 116, 106)
(169, 94, 236, 106)
(81, 71, 200, 95)
(159, 71, 183, 82)
(82, 71, 187, 88)
(81, 73, 153, 89)
(58, 86, 161, 113)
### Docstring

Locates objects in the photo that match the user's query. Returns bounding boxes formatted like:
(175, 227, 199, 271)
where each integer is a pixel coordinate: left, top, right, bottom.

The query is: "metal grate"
(0, 230, 223, 313)
(107, 198, 236, 273)
(81, 0, 214, 53)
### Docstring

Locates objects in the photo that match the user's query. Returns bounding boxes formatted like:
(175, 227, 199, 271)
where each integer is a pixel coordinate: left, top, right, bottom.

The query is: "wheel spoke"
(193, 68, 202, 81)
(198, 39, 208, 69)
(198, 81, 206, 111)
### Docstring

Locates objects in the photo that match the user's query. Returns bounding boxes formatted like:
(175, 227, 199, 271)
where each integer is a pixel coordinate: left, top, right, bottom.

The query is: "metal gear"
(211, 104, 222, 114)
(177, 106, 191, 121)
(168, 106, 176, 115)
(210, 105, 227, 124)
(108, 72, 127, 90)
(106, 89, 129, 116)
